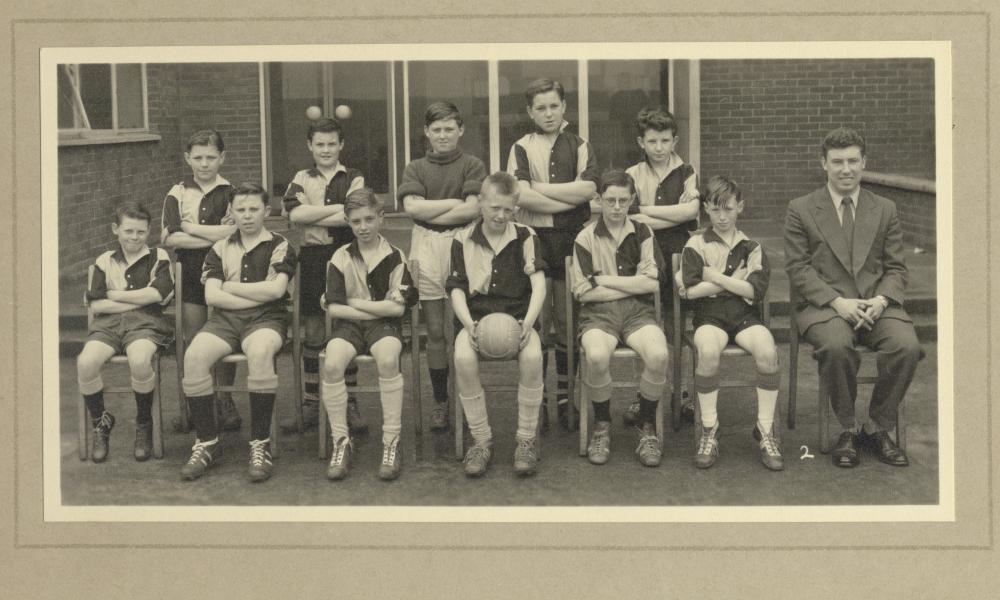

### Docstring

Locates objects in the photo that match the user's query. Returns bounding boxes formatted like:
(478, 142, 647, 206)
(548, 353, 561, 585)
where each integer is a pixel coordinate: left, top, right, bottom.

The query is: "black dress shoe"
(831, 431, 860, 468)
(858, 429, 909, 467)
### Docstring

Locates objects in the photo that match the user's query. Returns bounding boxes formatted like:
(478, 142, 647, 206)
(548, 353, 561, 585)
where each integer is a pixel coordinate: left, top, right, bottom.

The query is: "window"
(58, 63, 148, 138)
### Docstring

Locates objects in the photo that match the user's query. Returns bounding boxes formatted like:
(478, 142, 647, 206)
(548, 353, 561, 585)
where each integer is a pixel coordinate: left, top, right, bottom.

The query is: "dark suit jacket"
(784, 186, 911, 333)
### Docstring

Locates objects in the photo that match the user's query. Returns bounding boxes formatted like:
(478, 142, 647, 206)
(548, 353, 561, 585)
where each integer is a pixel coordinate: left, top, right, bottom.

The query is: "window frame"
(58, 63, 153, 145)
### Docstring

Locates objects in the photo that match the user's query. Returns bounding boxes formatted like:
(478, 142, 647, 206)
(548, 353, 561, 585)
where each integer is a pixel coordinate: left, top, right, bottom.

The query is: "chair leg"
(318, 397, 328, 460)
(152, 355, 164, 459)
(409, 340, 423, 465)
(454, 389, 464, 462)
(78, 394, 89, 461)
(788, 337, 798, 430)
(578, 356, 589, 457)
(269, 397, 280, 460)
(692, 350, 702, 451)
(292, 343, 304, 434)
(671, 346, 682, 431)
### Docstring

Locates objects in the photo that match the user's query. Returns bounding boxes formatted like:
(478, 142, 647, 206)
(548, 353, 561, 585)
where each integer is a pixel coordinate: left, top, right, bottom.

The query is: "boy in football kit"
(446, 172, 547, 477)
(160, 129, 241, 430)
(622, 108, 700, 427)
(77, 202, 174, 462)
(280, 117, 368, 435)
(571, 169, 668, 467)
(179, 183, 297, 482)
(678, 176, 783, 471)
(321, 189, 418, 481)
(507, 78, 598, 432)
(399, 101, 487, 432)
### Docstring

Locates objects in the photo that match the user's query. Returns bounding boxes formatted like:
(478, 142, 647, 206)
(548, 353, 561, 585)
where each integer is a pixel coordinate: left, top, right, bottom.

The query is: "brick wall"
(58, 63, 262, 282)
(863, 181, 937, 251)
(699, 59, 936, 223)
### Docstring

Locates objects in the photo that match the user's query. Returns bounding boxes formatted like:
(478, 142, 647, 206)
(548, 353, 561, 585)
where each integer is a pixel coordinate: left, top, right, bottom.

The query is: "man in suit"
(784, 128, 922, 468)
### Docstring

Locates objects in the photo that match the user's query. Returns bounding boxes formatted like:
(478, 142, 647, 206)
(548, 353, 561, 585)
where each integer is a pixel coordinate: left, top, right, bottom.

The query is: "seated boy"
(78, 201, 174, 462)
(571, 169, 668, 467)
(399, 101, 487, 433)
(321, 188, 417, 481)
(678, 176, 782, 471)
(281, 116, 368, 435)
(179, 183, 297, 482)
(447, 172, 547, 477)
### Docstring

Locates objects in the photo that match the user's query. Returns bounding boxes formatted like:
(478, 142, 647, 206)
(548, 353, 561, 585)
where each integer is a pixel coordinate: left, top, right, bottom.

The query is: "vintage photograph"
(43, 42, 949, 520)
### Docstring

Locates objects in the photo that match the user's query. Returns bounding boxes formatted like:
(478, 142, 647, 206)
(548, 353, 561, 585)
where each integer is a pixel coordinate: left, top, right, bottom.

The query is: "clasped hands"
(829, 296, 887, 330)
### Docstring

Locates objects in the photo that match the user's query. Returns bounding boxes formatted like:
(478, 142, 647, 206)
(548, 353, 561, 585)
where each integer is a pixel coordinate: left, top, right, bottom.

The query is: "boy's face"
(479, 187, 517, 235)
(637, 129, 678, 165)
(184, 144, 225, 184)
(230, 193, 267, 236)
(821, 145, 866, 195)
(705, 196, 743, 234)
(346, 205, 383, 244)
(307, 131, 344, 169)
(600, 185, 634, 226)
(527, 91, 566, 134)
(112, 216, 150, 255)
(424, 118, 464, 154)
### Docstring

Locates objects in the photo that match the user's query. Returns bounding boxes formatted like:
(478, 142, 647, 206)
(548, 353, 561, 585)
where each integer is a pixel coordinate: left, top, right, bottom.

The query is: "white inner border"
(41, 41, 954, 523)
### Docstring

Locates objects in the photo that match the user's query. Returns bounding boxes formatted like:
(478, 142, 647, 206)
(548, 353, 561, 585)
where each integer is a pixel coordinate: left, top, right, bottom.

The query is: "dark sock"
(542, 350, 550, 400)
(429, 368, 449, 403)
(345, 363, 359, 401)
(187, 394, 218, 441)
(84, 391, 105, 423)
(639, 395, 658, 428)
(249, 392, 276, 440)
(592, 401, 611, 423)
(134, 390, 154, 425)
(303, 354, 320, 396)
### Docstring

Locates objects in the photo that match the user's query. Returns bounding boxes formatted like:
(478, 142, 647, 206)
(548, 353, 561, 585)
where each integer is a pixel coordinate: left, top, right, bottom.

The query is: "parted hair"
(424, 101, 463, 128)
(344, 187, 383, 216)
(524, 78, 565, 105)
(307, 117, 344, 143)
(702, 175, 742, 207)
(114, 200, 151, 225)
(186, 129, 225, 152)
(598, 168, 636, 196)
(822, 127, 866, 158)
(231, 182, 269, 204)
(635, 107, 678, 137)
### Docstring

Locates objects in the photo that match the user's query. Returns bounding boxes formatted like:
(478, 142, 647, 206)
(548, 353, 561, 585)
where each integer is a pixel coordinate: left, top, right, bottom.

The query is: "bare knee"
(755, 345, 780, 374)
(584, 346, 610, 374)
(76, 352, 104, 380)
(644, 345, 669, 374)
(696, 345, 720, 373)
(375, 353, 399, 375)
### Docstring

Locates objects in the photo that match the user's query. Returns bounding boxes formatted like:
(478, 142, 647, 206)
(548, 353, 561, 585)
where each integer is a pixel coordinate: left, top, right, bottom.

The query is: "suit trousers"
(802, 315, 922, 430)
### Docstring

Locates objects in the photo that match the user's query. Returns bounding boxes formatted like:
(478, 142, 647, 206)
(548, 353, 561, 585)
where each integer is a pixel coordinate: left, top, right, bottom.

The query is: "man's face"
(424, 118, 464, 154)
(600, 185, 634, 225)
(637, 129, 678, 166)
(346, 205, 383, 243)
(527, 91, 566, 134)
(185, 144, 225, 184)
(231, 193, 267, 236)
(307, 131, 344, 169)
(821, 145, 866, 195)
(479, 187, 517, 235)
(113, 216, 150, 255)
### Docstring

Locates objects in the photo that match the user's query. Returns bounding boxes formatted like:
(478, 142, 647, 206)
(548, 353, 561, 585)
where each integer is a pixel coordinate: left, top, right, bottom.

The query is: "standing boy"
(399, 101, 487, 433)
(78, 202, 174, 462)
(623, 108, 700, 426)
(447, 172, 547, 477)
(179, 183, 297, 482)
(321, 188, 417, 481)
(570, 169, 668, 467)
(678, 176, 783, 471)
(160, 129, 241, 430)
(281, 117, 368, 435)
(508, 78, 598, 432)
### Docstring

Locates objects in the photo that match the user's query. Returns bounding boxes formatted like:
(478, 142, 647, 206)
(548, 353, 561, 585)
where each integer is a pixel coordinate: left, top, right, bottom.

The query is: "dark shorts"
(198, 304, 288, 351)
(578, 295, 658, 345)
(330, 318, 402, 356)
(89, 309, 173, 354)
(176, 248, 209, 306)
(535, 228, 576, 281)
(299, 244, 339, 317)
(692, 296, 763, 338)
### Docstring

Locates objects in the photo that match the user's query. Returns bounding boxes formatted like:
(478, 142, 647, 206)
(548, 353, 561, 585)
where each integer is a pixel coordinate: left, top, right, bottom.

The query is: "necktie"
(841, 196, 855, 263)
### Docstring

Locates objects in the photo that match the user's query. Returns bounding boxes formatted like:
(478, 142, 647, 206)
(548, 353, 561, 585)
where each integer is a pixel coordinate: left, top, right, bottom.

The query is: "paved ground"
(58, 343, 939, 507)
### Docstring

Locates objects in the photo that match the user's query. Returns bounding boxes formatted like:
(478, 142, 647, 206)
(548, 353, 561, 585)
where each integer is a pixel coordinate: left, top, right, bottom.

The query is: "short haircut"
(231, 182, 269, 205)
(344, 187, 382, 216)
(480, 171, 520, 200)
(598, 168, 636, 196)
(524, 78, 565, 105)
(635, 107, 678, 137)
(114, 200, 151, 225)
(702, 175, 742, 207)
(307, 117, 344, 143)
(186, 129, 225, 152)
(424, 101, 463, 128)
(822, 127, 866, 158)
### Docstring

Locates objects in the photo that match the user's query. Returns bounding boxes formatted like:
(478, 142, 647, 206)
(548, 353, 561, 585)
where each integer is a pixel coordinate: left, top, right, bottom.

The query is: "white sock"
(699, 389, 719, 429)
(321, 379, 349, 441)
(459, 388, 491, 444)
(379, 374, 404, 445)
(516, 383, 544, 441)
(756, 387, 778, 436)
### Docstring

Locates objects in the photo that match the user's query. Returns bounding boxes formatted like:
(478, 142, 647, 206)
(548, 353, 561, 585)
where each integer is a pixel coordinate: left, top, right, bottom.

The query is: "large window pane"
(407, 61, 489, 165)
(587, 60, 669, 170)
(57, 66, 76, 129)
(115, 64, 144, 129)
(498, 61, 578, 170)
(79, 64, 113, 129)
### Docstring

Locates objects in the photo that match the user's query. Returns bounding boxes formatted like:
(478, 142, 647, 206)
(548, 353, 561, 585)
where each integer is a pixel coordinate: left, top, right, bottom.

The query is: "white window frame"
(59, 63, 153, 144)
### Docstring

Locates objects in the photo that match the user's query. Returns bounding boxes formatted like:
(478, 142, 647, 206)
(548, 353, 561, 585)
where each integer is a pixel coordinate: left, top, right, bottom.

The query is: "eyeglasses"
(601, 196, 633, 208)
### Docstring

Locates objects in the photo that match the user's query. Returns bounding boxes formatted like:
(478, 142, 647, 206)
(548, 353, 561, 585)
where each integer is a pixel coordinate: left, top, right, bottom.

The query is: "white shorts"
(409, 224, 458, 301)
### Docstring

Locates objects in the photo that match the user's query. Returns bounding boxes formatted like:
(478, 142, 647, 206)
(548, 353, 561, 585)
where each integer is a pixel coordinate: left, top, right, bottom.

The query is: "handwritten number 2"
(799, 445, 814, 460)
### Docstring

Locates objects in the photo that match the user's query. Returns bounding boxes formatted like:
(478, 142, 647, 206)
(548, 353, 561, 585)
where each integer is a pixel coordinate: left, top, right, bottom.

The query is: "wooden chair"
(670, 254, 779, 448)
(318, 260, 424, 463)
(787, 288, 905, 453)
(564, 256, 668, 457)
(78, 265, 164, 460)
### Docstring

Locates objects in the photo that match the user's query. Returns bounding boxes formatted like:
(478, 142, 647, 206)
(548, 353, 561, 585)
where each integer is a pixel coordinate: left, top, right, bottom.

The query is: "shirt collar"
(228, 227, 274, 252)
(110, 244, 151, 266)
(346, 234, 392, 265)
(703, 227, 749, 248)
(469, 220, 518, 251)
(642, 152, 684, 181)
(183, 174, 230, 194)
(306, 163, 347, 180)
(594, 216, 637, 241)
(533, 120, 570, 136)
(827, 183, 860, 210)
